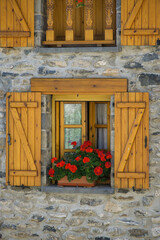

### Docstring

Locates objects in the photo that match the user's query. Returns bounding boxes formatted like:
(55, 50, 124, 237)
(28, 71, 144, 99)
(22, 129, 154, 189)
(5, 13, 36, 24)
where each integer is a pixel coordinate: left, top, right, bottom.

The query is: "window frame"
(52, 94, 111, 159)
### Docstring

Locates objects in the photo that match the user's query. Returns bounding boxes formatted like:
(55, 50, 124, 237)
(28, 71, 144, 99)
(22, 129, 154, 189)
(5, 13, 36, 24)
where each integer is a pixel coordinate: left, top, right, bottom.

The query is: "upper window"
(43, 0, 116, 47)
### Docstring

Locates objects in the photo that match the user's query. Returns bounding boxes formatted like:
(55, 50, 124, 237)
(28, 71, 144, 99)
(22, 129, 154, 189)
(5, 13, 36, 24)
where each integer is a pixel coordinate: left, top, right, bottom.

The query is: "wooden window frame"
(52, 94, 111, 159)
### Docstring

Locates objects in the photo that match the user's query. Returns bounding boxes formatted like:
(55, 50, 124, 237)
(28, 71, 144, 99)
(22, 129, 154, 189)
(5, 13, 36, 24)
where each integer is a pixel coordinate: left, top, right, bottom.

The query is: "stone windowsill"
(38, 46, 122, 53)
(41, 185, 115, 194)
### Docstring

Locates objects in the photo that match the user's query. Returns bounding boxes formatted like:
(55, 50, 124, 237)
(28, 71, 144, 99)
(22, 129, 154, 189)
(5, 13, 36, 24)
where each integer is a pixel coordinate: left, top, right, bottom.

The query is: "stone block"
(142, 52, 159, 62)
(104, 201, 123, 213)
(139, 73, 160, 86)
(42, 113, 51, 130)
(124, 62, 143, 69)
(129, 228, 148, 237)
(80, 198, 102, 206)
(142, 195, 154, 206)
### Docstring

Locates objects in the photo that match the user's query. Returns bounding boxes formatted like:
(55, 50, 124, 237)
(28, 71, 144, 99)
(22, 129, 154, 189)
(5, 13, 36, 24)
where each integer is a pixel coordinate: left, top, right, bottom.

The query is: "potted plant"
(48, 140, 112, 187)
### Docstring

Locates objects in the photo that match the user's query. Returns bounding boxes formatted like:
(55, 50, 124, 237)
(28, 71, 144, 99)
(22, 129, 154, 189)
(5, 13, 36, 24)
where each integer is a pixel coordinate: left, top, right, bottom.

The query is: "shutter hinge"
(8, 134, 11, 145)
(145, 136, 147, 148)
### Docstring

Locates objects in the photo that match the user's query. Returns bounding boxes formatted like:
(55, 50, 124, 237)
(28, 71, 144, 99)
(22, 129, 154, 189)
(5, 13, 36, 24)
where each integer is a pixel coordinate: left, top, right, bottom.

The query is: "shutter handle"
(145, 136, 147, 148)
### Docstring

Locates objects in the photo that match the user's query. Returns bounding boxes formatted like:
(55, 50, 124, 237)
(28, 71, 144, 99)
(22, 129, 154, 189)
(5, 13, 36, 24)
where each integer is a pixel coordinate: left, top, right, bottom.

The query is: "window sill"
(38, 46, 122, 53)
(41, 185, 115, 194)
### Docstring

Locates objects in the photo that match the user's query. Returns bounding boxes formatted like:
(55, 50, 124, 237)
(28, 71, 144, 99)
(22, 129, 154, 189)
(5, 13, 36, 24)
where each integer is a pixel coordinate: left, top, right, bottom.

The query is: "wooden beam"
(52, 94, 111, 101)
(124, 0, 144, 29)
(10, 170, 37, 177)
(10, 102, 38, 108)
(0, 31, 30, 37)
(117, 172, 146, 179)
(31, 78, 128, 94)
(10, 108, 37, 171)
(124, 29, 159, 35)
(9, 0, 30, 31)
(43, 40, 115, 45)
(118, 109, 145, 172)
(117, 102, 145, 108)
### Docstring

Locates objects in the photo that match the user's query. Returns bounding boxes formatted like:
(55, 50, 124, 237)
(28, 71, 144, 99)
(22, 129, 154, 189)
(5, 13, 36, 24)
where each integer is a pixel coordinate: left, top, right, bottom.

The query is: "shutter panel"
(6, 92, 41, 186)
(115, 92, 149, 189)
(121, 0, 160, 46)
(0, 0, 34, 47)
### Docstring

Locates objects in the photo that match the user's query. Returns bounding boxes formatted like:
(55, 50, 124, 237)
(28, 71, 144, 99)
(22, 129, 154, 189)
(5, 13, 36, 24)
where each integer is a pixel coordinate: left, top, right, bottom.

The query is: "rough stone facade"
(0, 0, 160, 239)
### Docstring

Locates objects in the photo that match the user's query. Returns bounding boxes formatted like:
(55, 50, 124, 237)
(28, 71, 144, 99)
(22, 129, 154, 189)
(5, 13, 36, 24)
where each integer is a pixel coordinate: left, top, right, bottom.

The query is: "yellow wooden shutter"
(0, 0, 34, 47)
(6, 92, 41, 186)
(121, 0, 160, 46)
(115, 92, 149, 189)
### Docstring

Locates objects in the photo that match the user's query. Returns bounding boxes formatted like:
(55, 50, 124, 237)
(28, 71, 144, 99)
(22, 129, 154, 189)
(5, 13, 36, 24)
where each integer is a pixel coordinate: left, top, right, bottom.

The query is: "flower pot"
(58, 176, 96, 187)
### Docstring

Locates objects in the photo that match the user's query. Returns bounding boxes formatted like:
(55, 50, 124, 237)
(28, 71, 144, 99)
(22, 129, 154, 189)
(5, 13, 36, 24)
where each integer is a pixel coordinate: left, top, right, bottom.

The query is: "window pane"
(96, 104, 107, 124)
(64, 104, 82, 125)
(64, 128, 82, 149)
(96, 128, 107, 149)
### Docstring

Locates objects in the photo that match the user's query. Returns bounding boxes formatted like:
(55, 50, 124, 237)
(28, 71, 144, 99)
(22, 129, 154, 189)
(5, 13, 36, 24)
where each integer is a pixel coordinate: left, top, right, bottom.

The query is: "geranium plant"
(48, 141, 112, 184)
(76, 0, 84, 8)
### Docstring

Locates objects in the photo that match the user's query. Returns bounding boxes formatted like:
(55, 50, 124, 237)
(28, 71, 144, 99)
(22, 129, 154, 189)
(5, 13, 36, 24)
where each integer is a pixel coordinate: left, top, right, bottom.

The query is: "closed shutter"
(115, 92, 149, 189)
(121, 0, 160, 46)
(0, 0, 34, 47)
(6, 92, 41, 186)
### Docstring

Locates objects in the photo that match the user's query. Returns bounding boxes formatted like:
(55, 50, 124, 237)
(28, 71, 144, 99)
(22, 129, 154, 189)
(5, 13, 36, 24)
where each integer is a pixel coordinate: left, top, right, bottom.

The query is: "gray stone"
(139, 73, 160, 86)
(152, 227, 160, 237)
(142, 53, 159, 62)
(95, 238, 110, 240)
(72, 209, 96, 217)
(2, 72, 19, 78)
(117, 218, 139, 225)
(0, 224, 17, 230)
(38, 67, 56, 75)
(142, 195, 154, 206)
(129, 228, 148, 237)
(43, 225, 56, 232)
(107, 227, 125, 236)
(80, 198, 102, 206)
(124, 62, 143, 69)
(31, 214, 45, 222)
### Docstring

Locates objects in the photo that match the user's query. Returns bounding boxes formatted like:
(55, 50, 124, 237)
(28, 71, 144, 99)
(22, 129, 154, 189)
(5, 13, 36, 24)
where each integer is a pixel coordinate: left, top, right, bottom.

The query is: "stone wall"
(0, 46, 160, 239)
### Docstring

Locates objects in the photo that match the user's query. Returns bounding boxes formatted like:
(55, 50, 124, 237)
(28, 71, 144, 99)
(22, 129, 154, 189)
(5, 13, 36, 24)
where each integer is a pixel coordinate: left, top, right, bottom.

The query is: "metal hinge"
(8, 134, 11, 145)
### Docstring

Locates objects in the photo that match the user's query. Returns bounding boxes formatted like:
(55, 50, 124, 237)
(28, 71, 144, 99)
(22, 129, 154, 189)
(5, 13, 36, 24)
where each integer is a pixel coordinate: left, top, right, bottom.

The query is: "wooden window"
(53, 99, 111, 183)
(0, 0, 34, 47)
(43, 0, 116, 46)
(121, 0, 160, 46)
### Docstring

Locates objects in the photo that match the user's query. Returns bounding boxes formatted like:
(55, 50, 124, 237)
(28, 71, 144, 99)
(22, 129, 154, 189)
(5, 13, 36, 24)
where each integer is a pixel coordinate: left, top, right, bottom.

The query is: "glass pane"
(96, 128, 107, 149)
(64, 104, 82, 125)
(96, 104, 107, 124)
(64, 128, 82, 149)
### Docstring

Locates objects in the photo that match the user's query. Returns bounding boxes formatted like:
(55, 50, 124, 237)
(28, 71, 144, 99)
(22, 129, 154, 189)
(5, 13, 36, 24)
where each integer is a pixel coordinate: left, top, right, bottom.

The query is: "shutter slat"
(0, 0, 34, 47)
(115, 92, 149, 189)
(121, 0, 160, 45)
(6, 92, 41, 187)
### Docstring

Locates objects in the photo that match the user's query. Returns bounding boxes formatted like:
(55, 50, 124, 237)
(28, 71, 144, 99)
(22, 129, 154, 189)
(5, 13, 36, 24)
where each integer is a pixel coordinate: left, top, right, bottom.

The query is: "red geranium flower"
(65, 163, 71, 170)
(106, 152, 112, 159)
(51, 157, 58, 163)
(94, 166, 103, 176)
(86, 147, 93, 153)
(94, 149, 100, 154)
(75, 156, 81, 161)
(71, 141, 77, 146)
(69, 165, 77, 173)
(105, 161, 111, 168)
(48, 168, 55, 177)
(80, 145, 86, 151)
(83, 157, 90, 163)
(56, 160, 65, 168)
(83, 140, 92, 147)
